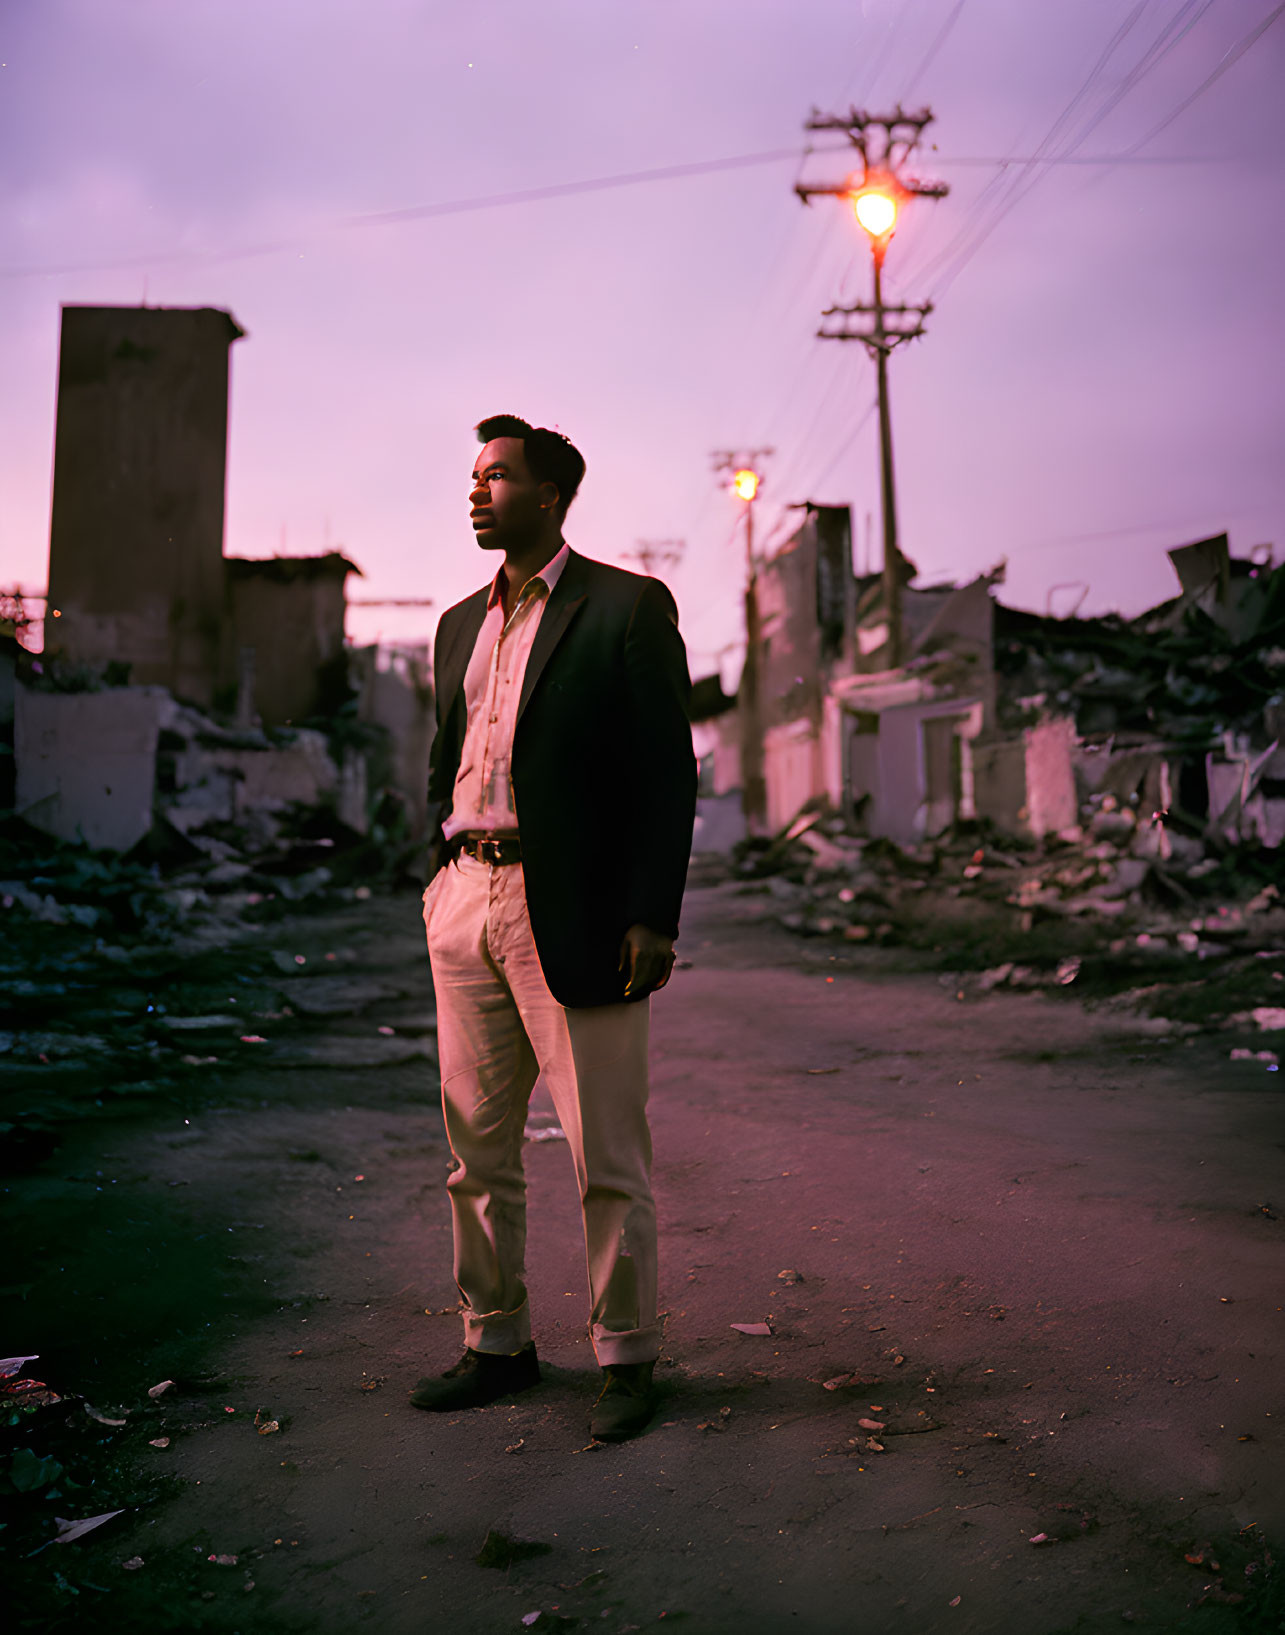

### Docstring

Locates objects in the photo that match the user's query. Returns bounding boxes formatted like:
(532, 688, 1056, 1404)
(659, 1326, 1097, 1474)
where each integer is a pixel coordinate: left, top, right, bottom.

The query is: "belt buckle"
(480, 837, 501, 866)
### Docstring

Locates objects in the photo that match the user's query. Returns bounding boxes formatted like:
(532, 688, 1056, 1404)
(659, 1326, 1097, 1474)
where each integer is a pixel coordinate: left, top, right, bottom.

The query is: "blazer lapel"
(435, 589, 489, 722)
(518, 554, 588, 723)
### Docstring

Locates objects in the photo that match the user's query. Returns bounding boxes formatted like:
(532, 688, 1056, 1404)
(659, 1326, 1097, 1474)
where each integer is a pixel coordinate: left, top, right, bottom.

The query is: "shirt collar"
(487, 542, 572, 610)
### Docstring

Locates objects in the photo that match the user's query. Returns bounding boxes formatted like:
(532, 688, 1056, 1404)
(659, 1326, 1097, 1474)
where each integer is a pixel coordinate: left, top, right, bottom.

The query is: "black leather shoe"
(589, 1360, 658, 1442)
(408, 1343, 540, 1411)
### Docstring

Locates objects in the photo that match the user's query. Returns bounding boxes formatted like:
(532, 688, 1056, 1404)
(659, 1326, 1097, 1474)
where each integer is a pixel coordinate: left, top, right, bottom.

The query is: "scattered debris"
(53, 1509, 126, 1543)
(776, 1269, 803, 1285)
(730, 1322, 773, 1336)
(148, 1436, 170, 1449)
(84, 1406, 127, 1427)
(161, 1014, 242, 1032)
(524, 1124, 568, 1143)
(147, 1380, 175, 1399)
(262, 1035, 436, 1069)
(121, 1556, 145, 1570)
(2, 1371, 62, 1408)
(270, 975, 411, 1016)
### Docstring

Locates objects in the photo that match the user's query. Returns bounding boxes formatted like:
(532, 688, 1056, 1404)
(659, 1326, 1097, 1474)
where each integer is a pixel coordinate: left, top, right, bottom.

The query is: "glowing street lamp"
(797, 111, 948, 670)
(710, 448, 772, 833)
(851, 185, 898, 242)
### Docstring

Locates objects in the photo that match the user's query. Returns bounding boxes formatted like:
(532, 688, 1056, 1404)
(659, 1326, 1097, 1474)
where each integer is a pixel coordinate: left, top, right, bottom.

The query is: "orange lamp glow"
(852, 188, 897, 239)
(732, 468, 760, 502)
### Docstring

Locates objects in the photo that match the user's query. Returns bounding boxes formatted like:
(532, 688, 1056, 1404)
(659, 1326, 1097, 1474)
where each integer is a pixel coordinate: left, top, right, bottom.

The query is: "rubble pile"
(0, 803, 402, 949)
(993, 557, 1285, 747)
(0, 803, 426, 1168)
(731, 803, 1285, 1030)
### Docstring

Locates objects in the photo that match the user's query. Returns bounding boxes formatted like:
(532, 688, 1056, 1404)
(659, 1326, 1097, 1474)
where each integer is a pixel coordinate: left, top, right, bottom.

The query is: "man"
(409, 413, 697, 1443)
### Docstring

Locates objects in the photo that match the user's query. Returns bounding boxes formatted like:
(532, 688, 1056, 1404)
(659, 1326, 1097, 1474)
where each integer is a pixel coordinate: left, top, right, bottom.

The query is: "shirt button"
(490, 715, 498, 723)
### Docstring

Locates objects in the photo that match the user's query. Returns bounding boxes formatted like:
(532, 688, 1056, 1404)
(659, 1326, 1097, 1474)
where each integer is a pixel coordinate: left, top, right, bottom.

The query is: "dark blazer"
(425, 548, 698, 1008)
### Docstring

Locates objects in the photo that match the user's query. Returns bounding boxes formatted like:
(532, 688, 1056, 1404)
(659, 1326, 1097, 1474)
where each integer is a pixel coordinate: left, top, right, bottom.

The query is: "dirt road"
(8, 880, 1281, 1633)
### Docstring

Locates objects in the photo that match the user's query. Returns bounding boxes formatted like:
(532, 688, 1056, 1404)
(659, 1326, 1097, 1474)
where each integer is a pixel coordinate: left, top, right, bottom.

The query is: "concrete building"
(45, 305, 244, 708)
(747, 504, 858, 831)
(348, 641, 435, 840)
(225, 552, 360, 726)
(718, 505, 1004, 842)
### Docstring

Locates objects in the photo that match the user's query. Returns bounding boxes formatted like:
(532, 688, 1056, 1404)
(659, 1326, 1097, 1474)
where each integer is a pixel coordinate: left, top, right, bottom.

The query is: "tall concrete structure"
(45, 305, 244, 707)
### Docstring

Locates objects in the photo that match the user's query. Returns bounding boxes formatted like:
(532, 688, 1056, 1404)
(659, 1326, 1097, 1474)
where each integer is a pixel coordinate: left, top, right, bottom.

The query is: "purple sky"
(3, 0, 1283, 681)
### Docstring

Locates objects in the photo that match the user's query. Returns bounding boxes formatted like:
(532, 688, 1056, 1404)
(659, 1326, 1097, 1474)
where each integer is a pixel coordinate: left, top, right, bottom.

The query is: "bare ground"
(5, 881, 1282, 1634)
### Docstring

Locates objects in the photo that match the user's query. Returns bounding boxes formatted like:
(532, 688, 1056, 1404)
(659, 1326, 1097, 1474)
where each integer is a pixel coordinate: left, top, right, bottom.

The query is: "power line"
(347, 148, 818, 230)
(930, 151, 1229, 165)
(1006, 518, 1231, 554)
(910, 0, 1159, 291)
(836, 1, 914, 110)
(919, 0, 1224, 298)
(0, 146, 833, 281)
(1121, 0, 1285, 154)
(806, 397, 879, 500)
(902, 0, 969, 100)
(1, 140, 1228, 282)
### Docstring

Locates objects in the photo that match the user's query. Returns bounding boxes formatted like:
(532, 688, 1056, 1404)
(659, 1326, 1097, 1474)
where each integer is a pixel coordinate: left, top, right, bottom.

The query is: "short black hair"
(475, 414, 586, 518)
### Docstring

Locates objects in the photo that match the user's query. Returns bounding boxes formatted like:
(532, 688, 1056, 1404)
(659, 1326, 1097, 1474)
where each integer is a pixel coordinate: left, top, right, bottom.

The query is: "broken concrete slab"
(261, 1035, 437, 1069)
(270, 975, 414, 1016)
(15, 684, 168, 852)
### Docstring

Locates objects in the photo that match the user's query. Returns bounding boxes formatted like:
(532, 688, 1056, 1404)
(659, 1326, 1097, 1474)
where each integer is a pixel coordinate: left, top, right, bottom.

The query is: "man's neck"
(500, 536, 564, 617)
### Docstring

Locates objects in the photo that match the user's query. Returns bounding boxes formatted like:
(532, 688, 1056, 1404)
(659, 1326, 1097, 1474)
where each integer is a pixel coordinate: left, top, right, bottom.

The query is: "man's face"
(470, 437, 553, 552)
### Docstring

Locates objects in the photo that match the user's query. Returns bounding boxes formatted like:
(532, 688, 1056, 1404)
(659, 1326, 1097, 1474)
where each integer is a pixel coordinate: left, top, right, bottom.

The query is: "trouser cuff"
(591, 1320, 663, 1368)
(463, 1301, 531, 1356)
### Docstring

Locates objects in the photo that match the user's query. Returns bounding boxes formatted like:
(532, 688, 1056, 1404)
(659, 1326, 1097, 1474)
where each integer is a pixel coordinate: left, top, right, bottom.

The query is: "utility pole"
(795, 106, 947, 669)
(712, 449, 772, 834)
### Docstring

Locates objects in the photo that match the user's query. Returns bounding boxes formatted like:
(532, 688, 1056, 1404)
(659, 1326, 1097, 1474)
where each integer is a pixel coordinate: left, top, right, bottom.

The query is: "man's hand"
(618, 924, 677, 1000)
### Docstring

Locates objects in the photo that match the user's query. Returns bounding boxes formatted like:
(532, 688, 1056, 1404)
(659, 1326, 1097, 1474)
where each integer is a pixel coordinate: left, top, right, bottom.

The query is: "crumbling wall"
(349, 643, 434, 840)
(15, 685, 167, 852)
(1024, 717, 1079, 837)
(224, 553, 358, 726)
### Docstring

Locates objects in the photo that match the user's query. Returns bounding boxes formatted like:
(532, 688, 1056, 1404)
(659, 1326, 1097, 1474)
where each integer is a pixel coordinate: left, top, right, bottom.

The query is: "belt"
(452, 832, 523, 866)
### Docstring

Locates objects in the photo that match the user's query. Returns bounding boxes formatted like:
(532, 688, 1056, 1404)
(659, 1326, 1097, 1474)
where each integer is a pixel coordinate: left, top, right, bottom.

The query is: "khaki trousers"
(423, 853, 661, 1366)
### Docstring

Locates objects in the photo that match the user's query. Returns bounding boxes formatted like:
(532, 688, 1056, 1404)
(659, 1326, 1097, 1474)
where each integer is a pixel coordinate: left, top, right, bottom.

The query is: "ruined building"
(17, 304, 433, 853)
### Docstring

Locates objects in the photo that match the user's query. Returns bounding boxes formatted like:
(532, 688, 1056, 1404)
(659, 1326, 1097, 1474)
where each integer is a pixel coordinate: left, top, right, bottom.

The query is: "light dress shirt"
(440, 542, 571, 840)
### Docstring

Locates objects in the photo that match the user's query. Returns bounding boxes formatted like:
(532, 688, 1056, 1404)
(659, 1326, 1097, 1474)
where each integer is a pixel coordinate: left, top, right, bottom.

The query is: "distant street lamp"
(712, 447, 773, 833)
